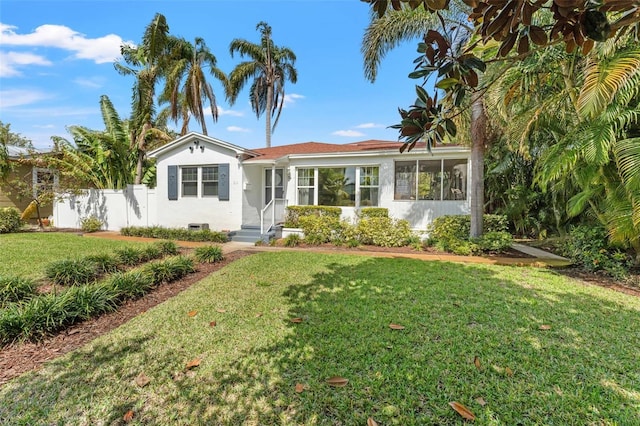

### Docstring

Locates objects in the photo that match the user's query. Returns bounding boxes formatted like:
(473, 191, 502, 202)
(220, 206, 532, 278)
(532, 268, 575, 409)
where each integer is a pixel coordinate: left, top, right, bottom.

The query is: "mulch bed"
(0, 250, 254, 386)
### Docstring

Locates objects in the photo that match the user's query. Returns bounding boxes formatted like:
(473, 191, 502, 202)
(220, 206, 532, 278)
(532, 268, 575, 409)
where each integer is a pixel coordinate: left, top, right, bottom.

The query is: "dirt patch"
(0, 250, 254, 386)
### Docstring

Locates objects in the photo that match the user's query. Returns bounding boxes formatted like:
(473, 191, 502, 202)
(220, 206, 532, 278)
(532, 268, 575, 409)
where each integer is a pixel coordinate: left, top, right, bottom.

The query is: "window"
(360, 167, 379, 206)
(202, 166, 218, 197)
(296, 166, 379, 207)
(33, 168, 58, 198)
(297, 168, 314, 205)
(265, 168, 284, 203)
(394, 159, 467, 201)
(181, 167, 198, 197)
(181, 165, 219, 198)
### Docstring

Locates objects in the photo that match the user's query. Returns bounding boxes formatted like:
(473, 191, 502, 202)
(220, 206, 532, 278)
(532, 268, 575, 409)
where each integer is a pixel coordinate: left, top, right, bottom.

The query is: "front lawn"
(1, 252, 639, 425)
(0, 233, 152, 279)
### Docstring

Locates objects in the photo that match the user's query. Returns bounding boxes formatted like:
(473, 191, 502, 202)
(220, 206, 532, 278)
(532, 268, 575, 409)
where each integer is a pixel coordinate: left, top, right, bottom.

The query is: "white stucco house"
(53, 132, 471, 240)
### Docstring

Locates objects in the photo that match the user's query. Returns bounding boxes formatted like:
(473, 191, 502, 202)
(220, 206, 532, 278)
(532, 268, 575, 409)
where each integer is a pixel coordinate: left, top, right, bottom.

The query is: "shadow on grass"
(1, 253, 639, 425)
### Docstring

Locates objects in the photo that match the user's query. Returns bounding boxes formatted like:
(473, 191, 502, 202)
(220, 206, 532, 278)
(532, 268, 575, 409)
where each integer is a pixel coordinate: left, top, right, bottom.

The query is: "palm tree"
(114, 12, 175, 184)
(162, 37, 228, 135)
(227, 22, 297, 148)
(361, 4, 489, 237)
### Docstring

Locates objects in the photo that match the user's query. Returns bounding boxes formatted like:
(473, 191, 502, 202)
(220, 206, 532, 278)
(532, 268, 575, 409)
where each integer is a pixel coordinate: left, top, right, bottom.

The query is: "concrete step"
(230, 227, 263, 243)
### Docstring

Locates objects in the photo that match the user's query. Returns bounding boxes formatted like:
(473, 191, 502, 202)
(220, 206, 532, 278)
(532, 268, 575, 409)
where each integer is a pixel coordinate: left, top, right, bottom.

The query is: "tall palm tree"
(361, 4, 489, 237)
(114, 12, 175, 184)
(162, 37, 228, 135)
(227, 22, 297, 148)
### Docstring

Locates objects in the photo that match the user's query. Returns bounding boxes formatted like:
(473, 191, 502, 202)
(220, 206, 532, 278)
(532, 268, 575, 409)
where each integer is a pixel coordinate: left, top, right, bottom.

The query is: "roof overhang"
(148, 132, 260, 159)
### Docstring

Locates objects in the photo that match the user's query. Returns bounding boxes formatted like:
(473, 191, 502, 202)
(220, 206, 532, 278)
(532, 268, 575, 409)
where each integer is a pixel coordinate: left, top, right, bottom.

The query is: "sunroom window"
(394, 159, 467, 201)
(296, 166, 379, 207)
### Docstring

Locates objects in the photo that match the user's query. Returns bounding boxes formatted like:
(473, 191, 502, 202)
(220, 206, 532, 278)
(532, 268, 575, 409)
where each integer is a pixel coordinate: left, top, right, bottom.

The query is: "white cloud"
(227, 126, 250, 133)
(73, 76, 105, 88)
(33, 124, 56, 129)
(0, 23, 131, 64)
(355, 122, 384, 129)
(0, 51, 52, 77)
(217, 106, 244, 117)
(283, 93, 304, 107)
(0, 89, 51, 108)
(332, 130, 365, 137)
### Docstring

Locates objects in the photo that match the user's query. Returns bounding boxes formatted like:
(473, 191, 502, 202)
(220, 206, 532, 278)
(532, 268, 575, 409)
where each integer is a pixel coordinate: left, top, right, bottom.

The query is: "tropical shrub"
(559, 225, 633, 279)
(0, 207, 22, 233)
(85, 254, 121, 274)
(143, 256, 195, 284)
(120, 226, 228, 243)
(193, 245, 224, 263)
(283, 233, 301, 247)
(284, 205, 341, 228)
(114, 247, 143, 266)
(357, 217, 414, 247)
(428, 215, 512, 255)
(154, 240, 179, 256)
(80, 216, 103, 233)
(0, 276, 37, 306)
(474, 231, 513, 253)
(358, 207, 389, 218)
(105, 271, 154, 301)
(299, 215, 340, 245)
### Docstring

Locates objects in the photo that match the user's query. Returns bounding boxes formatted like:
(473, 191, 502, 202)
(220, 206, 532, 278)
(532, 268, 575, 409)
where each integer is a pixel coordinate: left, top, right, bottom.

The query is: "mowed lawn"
(0, 233, 152, 279)
(1, 251, 639, 425)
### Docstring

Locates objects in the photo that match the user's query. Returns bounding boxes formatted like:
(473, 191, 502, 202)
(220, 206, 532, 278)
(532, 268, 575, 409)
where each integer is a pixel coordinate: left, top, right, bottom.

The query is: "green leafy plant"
(193, 245, 224, 263)
(80, 216, 103, 233)
(474, 231, 513, 253)
(283, 233, 302, 247)
(299, 215, 339, 245)
(45, 258, 99, 286)
(85, 253, 121, 274)
(154, 240, 179, 256)
(0, 276, 37, 306)
(0, 207, 22, 234)
(114, 247, 143, 266)
(120, 226, 228, 243)
(358, 207, 389, 218)
(356, 217, 414, 247)
(140, 245, 163, 262)
(284, 205, 342, 228)
(143, 256, 195, 284)
(105, 271, 155, 301)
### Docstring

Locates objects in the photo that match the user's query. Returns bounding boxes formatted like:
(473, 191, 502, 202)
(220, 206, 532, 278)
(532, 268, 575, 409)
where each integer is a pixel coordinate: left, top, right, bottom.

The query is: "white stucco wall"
(154, 139, 244, 231)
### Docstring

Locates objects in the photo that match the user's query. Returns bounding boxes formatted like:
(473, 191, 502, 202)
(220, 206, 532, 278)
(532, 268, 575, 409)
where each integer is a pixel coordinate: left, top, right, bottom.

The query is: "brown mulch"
(0, 250, 254, 386)
(555, 268, 640, 298)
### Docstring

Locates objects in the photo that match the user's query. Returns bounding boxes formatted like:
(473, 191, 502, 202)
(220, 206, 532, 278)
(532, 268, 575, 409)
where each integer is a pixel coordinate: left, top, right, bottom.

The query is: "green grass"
(1, 252, 639, 425)
(0, 233, 152, 279)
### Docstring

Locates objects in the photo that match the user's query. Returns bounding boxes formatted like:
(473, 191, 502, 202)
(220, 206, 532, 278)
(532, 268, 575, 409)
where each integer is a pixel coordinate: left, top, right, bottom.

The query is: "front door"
(264, 168, 284, 205)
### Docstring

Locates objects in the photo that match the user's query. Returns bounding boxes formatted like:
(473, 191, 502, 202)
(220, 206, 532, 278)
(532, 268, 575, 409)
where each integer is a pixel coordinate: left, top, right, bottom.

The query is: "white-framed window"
(394, 159, 467, 201)
(296, 166, 379, 207)
(181, 165, 219, 198)
(265, 168, 284, 204)
(32, 167, 58, 198)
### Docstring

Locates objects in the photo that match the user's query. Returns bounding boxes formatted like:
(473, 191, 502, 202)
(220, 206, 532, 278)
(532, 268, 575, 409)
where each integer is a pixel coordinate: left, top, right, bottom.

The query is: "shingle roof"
(6, 145, 43, 158)
(244, 139, 430, 162)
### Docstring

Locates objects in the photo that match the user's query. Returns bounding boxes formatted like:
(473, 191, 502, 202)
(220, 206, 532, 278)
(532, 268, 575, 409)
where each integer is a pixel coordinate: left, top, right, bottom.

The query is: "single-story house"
(147, 132, 471, 239)
(0, 145, 57, 220)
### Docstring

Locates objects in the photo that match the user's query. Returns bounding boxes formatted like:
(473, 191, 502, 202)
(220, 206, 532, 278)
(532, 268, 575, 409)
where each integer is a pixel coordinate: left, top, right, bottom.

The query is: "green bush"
(560, 225, 633, 279)
(357, 217, 414, 247)
(63, 284, 119, 322)
(474, 231, 513, 253)
(105, 271, 154, 301)
(85, 254, 121, 274)
(80, 216, 103, 233)
(428, 214, 509, 241)
(120, 226, 228, 243)
(0, 276, 37, 306)
(299, 215, 340, 245)
(140, 245, 163, 262)
(114, 247, 143, 266)
(144, 256, 195, 284)
(283, 233, 302, 247)
(284, 205, 342, 228)
(0, 207, 22, 234)
(45, 258, 99, 286)
(154, 240, 179, 256)
(359, 207, 389, 219)
(194, 245, 224, 263)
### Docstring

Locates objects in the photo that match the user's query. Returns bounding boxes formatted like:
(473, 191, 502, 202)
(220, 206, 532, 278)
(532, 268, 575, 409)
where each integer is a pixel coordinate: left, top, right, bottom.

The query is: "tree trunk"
(265, 84, 273, 148)
(470, 92, 487, 238)
(134, 150, 145, 185)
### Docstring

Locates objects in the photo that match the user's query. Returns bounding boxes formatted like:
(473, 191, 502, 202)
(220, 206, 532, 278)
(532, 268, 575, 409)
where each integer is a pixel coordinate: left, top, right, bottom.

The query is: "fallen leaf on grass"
(473, 356, 481, 370)
(389, 323, 405, 330)
(326, 376, 349, 387)
(134, 372, 151, 387)
(123, 410, 134, 422)
(539, 324, 552, 330)
(209, 321, 216, 327)
(475, 397, 487, 406)
(367, 417, 378, 426)
(185, 358, 201, 370)
(188, 310, 198, 317)
(216, 309, 226, 313)
(505, 367, 514, 377)
(290, 317, 303, 323)
(449, 401, 476, 421)
(295, 383, 305, 393)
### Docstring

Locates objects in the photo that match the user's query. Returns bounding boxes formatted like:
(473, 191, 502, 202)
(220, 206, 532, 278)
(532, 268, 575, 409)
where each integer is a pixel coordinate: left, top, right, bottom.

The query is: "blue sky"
(1, 0, 423, 150)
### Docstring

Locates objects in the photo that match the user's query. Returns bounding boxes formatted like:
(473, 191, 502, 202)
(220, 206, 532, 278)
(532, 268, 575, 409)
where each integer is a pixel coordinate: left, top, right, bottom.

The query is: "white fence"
(53, 185, 157, 231)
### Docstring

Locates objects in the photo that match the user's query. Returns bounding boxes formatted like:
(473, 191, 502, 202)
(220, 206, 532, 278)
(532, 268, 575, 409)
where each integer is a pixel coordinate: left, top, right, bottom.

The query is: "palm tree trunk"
(470, 92, 487, 238)
(265, 84, 273, 148)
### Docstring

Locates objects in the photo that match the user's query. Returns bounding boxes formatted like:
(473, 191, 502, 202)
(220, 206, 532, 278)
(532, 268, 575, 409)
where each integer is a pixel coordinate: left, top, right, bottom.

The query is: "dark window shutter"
(168, 165, 178, 200)
(218, 163, 229, 201)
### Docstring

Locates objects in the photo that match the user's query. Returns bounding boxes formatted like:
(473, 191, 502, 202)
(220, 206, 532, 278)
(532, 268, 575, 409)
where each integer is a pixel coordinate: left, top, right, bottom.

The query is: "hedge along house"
(0, 145, 57, 221)
(148, 132, 471, 241)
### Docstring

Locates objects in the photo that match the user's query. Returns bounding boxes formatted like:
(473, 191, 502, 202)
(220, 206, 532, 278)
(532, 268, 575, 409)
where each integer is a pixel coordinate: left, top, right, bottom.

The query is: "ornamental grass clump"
(114, 247, 144, 266)
(85, 253, 121, 274)
(193, 245, 224, 263)
(143, 256, 195, 285)
(105, 271, 155, 301)
(0, 276, 38, 306)
(45, 258, 99, 286)
(154, 240, 179, 256)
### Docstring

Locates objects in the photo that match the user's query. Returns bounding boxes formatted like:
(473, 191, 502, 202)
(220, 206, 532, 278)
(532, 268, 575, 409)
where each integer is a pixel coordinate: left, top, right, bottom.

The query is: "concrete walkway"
(84, 231, 571, 268)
